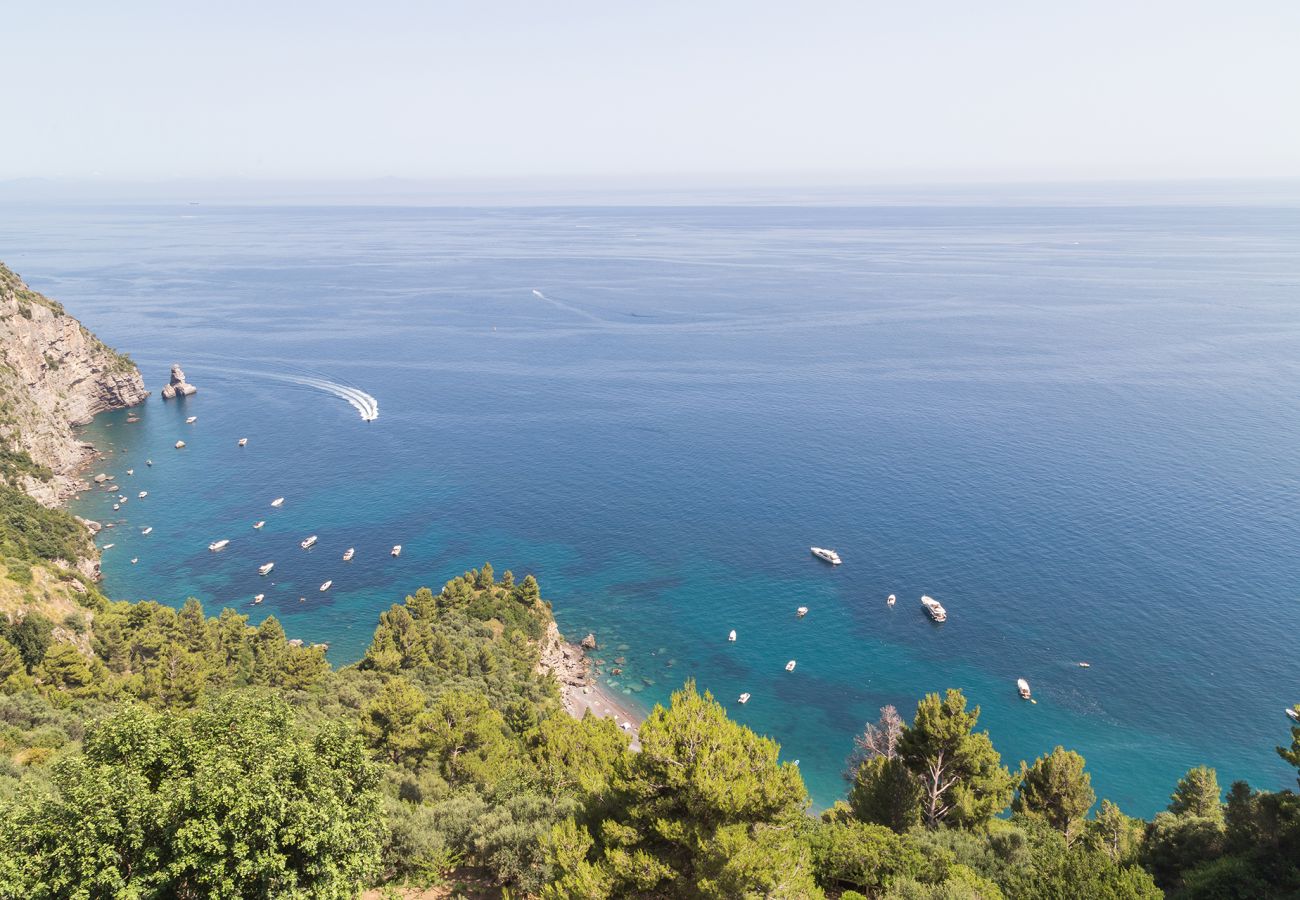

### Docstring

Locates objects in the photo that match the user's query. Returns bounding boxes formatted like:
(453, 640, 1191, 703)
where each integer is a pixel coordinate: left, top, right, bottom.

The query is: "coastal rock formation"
(0, 262, 148, 505)
(160, 363, 197, 398)
(537, 620, 591, 690)
(581, 632, 598, 650)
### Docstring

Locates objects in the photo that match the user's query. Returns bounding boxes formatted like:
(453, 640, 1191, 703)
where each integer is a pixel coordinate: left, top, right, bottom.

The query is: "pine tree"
(1013, 746, 1096, 846)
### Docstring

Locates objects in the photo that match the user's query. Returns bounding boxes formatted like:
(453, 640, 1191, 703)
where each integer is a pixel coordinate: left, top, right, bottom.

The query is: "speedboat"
(208, 539, 229, 552)
(921, 595, 947, 622)
(1287, 709, 1300, 724)
(253, 520, 265, 529)
(185, 416, 197, 424)
(253, 594, 264, 604)
(141, 527, 152, 535)
(1078, 662, 1091, 668)
(270, 497, 285, 508)
(175, 441, 185, 449)
(1018, 678, 1032, 700)
(343, 548, 354, 561)
(319, 580, 332, 592)
(738, 693, 751, 704)
(138, 491, 148, 499)
(130, 558, 138, 564)
(259, 562, 275, 576)
(126, 469, 134, 475)
(102, 543, 115, 549)
(796, 606, 808, 617)
(146, 459, 152, 466)
(785, 660, 797, 672)
(811, 547, 842, 565)
(887, 594, 896, 606)
(300, 535, 317, 550)
(391, 545, 402, 557)
(728, 629, 737, 642)
(238, 438, 248, 447)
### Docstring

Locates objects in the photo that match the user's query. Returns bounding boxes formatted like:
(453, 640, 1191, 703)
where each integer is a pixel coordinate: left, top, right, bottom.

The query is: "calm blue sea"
(2, 199, 1297, 816)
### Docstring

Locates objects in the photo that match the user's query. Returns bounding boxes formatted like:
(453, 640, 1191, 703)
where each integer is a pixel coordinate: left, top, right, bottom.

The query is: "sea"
(2, 193, 1297, 816)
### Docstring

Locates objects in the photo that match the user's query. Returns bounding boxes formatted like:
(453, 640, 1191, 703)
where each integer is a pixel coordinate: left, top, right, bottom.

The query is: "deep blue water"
(2, 200, 1298, 816)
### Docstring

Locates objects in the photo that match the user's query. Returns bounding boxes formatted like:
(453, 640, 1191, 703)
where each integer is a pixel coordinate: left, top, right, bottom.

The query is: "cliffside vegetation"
(0, 565, 1296, 898)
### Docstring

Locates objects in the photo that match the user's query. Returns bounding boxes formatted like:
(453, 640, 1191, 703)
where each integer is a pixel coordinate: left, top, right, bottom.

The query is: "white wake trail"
(278, 374, 379, 421)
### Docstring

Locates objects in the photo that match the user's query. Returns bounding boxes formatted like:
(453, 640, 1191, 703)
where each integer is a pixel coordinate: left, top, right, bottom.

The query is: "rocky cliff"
(0, 262, 148, 505)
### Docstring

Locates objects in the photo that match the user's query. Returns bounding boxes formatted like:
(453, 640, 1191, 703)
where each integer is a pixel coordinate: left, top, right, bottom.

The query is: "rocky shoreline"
(538, 621, 644, 746)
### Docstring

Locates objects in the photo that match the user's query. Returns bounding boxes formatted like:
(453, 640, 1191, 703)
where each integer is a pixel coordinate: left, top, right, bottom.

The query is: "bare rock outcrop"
(160, 363, 197, 399)
(0, 262, 148, 505)
(581, 632, 598, 650)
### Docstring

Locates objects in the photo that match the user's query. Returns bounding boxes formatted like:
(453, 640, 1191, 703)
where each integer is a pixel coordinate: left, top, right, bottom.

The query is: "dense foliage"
(1, 564, 1298, 897)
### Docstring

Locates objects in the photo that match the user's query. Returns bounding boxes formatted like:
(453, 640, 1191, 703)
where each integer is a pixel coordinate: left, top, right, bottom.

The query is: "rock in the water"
(581, 633, 598, 650)
(93, 473, 108, 483)
(161, 363, 197, 399)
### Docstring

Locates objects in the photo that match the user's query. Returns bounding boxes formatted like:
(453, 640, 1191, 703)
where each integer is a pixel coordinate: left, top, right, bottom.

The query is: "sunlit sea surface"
(3, 199, 1297, 815)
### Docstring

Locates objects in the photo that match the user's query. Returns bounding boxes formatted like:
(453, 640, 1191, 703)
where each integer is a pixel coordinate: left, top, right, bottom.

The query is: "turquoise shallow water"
(2, 200, 1298, 815)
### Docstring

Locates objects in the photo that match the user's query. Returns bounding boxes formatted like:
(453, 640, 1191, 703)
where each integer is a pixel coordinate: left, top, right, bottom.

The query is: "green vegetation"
(0, 482, 90, 566)
(1, 565, 1298, 897)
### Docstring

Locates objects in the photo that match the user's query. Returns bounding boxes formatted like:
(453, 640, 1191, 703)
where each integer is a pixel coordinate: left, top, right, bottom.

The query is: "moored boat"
(887, 593, 897, 606)
(102, 543, 115, 549)
(186, 416, 197, 424)
(259, 562, 275, 576)
(319, 580, 332, 592)
(146, 459, 152, 466)
(208, 539, 229, 551)
(738, 692, 751, 704)
(796, 606, 808, 617)
(343, 547, 354, 561)
(271, 497, 285, 508)
(142, 527, 152, 534)
(785, 660, 797, 672)
(1287, 708, 1300, 724)
(300, 535, 318, 550)
(126, 469, 134, 475)
(1018, 678, 1032, 700)
(810, 546, 842, 565)
(175, 440, 185, 449)
(254, 593, 264, 604)
(138, 491, 148, 498)
(728, 629, 737, 642)
(391, 545, 402, 557)
(238, 438, 248, 446)
(253, 520, 265, 529)
(921, 595, 947, 622)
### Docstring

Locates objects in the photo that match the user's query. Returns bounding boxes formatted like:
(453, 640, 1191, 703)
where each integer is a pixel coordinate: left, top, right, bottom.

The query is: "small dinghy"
(253, 520, 265, 529)
(138, 491, 148, 499)
(174, 440, 185, 449)
(319, 580, 332, 592)
(130, 558, 138, 564)
(391, 545, 402, 557)
(728, 629, 737, 642)
(738, 692, 751, 704)
(112, 504, 120, 511)
(146, 459, 152, 466)
(141, 527, 153, 535)
(796, 606, 808, 617)
(185, 416, 197, 424)
(126, 469, 134, 475)
(254, 594, 264, 604)
(1078, 662, 1091, 668)
(238, 438, 248, 447)
(785, 660, 797, 672)
(270, 497, 285, 508)
(102, 543, 115, 550)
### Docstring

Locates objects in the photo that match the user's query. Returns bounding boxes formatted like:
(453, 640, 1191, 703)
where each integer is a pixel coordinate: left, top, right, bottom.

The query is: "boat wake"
(280, 374, 379, 421)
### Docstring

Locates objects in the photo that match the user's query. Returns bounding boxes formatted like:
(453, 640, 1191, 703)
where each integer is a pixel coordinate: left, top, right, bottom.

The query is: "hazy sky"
(3, 1, 1298, 184)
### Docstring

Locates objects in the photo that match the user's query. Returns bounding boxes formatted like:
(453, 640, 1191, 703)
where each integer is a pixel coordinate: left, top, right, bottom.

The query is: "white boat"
(343, 548, 354, 561)
(141, 527, 153, 535)
(254, 594, 264, 604)
(208, 539, 229, 552)
(738, 692, 751, 704)
(259, 562, 275, 576)
(887, 594, 896, 606)
(921, 595, 947, 622)
(126, 469, 134, 475)
(1017, 678, 1032, 700)
(728, 629, 737, 642)
(270, 497, 285, 508)
(104, 522, 114, 528)
(1078, 662, 1091, 668)
(391, 545, 402, 557)
(300, 535, 318, 550)
(175, 440, 185, 449)
(103, 543, 115, 549)
(1287, 709, 1299, 724)
(811, 547, 842, 565)
(796, 606, 808, 617)
(146, 459, 152, 466)
(785, 660, 797, 672)
(138, 491, 148, 499)
(185, 416, 197, 424)
(238, 438, 248, 447)
(253, 520, 265, 529)
(112, 504, 119, 511)
(130, 558, 138, 564)
(319, 580, 332, 592)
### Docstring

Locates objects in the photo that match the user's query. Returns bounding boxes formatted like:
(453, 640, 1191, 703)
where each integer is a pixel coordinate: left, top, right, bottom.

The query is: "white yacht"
(238, 438, 248, 447)
(259, 562, 275, 576)
(343, 547, 355, 561)
(253, 520, 265, 529)
(921, 595, 947, 622)
(810, 547, 842, 565)
(185, 416, 197, 424)
(208, 539, 229, 552)
(300, 535, 318, 550)
(796, 606, 808, 617)
(1018, 678, 1032, 700)
(271, 497, 285, 508)
(728, 629, 737, 642)
(887, 594, 897, 606)
(142, 527, 152, 535)
(1287, 708, 1299, 724)
(175, 440, 185, 449)
(138, 491, 148, 499)
(253, 594, 264, 604)
(319, 580, 332, 592)
(738, 692, 751, 704)
(391, 544, 402, 557)
(785, 660, 797, 672)
(102, 543, 115, 550)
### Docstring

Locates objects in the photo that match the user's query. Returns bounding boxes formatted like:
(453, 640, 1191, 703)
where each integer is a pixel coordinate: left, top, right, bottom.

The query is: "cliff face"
(0, 262, 148, 505)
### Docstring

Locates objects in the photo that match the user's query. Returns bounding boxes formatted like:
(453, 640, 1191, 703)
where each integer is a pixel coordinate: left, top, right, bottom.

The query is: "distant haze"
(3, 1, 1299, 186)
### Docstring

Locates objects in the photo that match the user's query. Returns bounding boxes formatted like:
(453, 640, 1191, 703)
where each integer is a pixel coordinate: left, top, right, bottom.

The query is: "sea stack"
(160, 363, 197, 399)
(581, 633, 598, 650)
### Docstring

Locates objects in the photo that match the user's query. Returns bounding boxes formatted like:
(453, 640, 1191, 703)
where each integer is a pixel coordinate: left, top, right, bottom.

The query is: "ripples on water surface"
(2, 200, 1297, 814)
